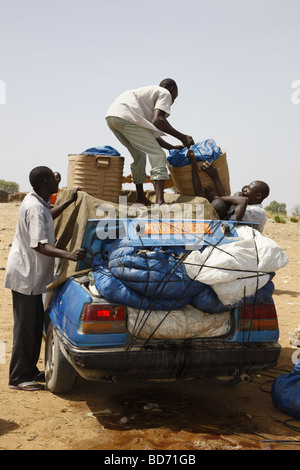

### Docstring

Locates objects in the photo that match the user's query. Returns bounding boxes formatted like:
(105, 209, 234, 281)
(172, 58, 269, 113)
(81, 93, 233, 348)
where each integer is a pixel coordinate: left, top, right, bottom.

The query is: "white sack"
(184, 225, 288, 306)
(127, 305, 231, 340)
(212, 275, 270, 306)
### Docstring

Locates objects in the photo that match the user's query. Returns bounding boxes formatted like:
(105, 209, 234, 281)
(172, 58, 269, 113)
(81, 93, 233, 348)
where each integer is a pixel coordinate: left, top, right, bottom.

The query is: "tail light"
(80, 304, 126, 334)
(239, 302, 279, 331)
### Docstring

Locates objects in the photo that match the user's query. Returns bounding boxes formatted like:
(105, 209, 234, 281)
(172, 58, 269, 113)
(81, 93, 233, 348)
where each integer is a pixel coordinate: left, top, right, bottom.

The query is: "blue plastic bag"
(167, 139, 222, 167)
(93, 254, 196, 311)
(82, 145, 120, 156)
(108, 238, 203, 301)
(271, 362, 300, 418)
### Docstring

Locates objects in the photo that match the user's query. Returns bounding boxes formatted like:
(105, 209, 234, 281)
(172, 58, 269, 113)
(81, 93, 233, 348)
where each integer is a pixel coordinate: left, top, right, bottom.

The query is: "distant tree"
(0, 179, 19, 195)
(264, 200, 287, 215)
(292, 204, 300, 218)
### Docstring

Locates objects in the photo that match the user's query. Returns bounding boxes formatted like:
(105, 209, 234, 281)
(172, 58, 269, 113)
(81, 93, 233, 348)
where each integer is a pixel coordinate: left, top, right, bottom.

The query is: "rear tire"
(45, 323, 77, 393)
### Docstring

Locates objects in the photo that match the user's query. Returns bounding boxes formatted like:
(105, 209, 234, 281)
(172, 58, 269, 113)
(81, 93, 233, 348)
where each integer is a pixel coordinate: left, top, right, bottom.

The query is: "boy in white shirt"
(187, 149, 269, 232)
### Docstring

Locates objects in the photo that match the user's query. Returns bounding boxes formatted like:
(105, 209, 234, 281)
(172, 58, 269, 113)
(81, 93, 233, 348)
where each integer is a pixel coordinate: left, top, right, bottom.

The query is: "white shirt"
(228, 203, 267, 232)
(4, 191, 56, 295)
(106, 85, 173, 137)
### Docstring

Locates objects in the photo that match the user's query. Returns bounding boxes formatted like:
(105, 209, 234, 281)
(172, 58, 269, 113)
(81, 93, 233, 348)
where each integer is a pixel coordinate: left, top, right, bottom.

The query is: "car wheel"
(45, 323, 77, 393)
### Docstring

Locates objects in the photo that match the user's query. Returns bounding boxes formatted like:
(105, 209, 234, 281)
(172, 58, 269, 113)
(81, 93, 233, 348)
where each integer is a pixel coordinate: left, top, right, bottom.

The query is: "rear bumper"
(57, 329, 281, 382)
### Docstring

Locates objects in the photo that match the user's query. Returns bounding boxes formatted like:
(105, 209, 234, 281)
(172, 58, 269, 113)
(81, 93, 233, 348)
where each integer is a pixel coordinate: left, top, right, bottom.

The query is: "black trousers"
(9, 291, 45, 386)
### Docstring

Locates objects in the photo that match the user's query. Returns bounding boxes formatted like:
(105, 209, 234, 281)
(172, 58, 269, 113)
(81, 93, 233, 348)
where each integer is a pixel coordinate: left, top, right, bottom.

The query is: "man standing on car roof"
(106, 78, 195, 206)
(4, 167, 86, 391)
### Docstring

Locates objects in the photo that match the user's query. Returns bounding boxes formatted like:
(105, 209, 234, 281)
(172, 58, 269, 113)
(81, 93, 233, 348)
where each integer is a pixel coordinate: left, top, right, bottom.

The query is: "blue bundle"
(93, 238, 204, 310)
(271, 362, 300, 419)
(92, 237, 276, 313)
(81, 145, 120, 156)
(167, 139, 222, 167)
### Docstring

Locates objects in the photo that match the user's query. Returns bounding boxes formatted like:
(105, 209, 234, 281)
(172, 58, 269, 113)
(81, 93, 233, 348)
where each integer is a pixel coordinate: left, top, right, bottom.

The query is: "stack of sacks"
(92, 238, 203, 311)
(127, 305, 231, 340)
(92, 226, 288, 313)
(184, 225, 288, 307)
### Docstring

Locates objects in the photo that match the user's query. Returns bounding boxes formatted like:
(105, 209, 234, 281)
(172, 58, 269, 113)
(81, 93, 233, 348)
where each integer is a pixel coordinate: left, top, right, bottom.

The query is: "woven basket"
(167, 151, 231, 196)
(67, 154, 124, 203)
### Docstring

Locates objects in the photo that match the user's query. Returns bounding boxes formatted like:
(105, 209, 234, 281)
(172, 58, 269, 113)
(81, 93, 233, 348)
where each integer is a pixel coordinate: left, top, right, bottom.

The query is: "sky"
(0, 0, 299, 214)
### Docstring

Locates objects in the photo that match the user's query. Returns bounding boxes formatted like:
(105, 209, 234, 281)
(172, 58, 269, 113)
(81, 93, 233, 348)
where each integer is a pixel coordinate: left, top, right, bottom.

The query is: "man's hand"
(68, 248, 86, 262)
(69, 187, 81, 203)
(51, 187, 81, 220)
(200, 161, 227, 197)
(181, 135, 194, 148)
(187, 148, 196, 163)
(201, 161, 218, 178)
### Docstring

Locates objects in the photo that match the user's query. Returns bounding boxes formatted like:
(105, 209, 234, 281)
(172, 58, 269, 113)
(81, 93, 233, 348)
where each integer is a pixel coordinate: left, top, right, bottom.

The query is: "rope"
(229, 427, 300, 447)
(92, 218, 271, 377)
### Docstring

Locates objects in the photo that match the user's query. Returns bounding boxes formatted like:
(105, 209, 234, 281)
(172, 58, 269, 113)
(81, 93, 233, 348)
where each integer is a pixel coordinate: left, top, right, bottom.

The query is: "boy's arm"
(51, 188, 80, 220)
(200, 162, 227, 196)
(34, 243, 86, 262)
(186, 150, 205, 197)
(219, 195, 249, 220)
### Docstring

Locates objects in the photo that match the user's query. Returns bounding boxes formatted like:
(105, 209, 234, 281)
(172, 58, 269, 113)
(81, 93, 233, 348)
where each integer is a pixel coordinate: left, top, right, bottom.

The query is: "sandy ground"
(0, 202, 299, 451)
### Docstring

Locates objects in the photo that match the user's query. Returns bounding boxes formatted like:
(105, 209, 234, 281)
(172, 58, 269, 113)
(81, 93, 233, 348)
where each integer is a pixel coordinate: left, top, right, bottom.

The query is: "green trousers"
(106, 116, 170, 184)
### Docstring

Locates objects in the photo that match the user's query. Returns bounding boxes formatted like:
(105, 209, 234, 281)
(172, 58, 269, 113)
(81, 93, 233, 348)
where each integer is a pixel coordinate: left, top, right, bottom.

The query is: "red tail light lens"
(83, 305, 126, 321)
(81, 304, 126, 334)
(240, 302, 278, 331)
(241, 303, 277, 319)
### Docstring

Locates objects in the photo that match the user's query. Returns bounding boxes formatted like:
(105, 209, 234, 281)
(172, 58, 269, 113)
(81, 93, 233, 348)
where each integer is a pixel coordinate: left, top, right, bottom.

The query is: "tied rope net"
(91, 219, 272, 378)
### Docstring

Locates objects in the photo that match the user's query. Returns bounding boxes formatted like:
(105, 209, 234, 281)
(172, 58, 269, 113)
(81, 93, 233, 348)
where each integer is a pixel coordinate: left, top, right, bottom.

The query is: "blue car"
(44, 218, 281, 393)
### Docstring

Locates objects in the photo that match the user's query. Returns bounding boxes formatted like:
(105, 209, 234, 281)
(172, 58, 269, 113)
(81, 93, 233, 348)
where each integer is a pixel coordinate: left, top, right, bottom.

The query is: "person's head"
(242, 181, 270, 205)
(29, 166, 59, 196)
(159, 78, 178, 103)
(211, 198, 228, 219)
(53, 172, 61, 184)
